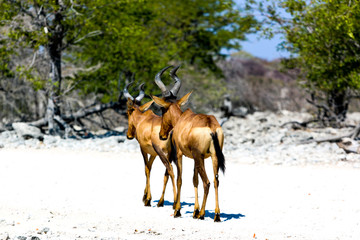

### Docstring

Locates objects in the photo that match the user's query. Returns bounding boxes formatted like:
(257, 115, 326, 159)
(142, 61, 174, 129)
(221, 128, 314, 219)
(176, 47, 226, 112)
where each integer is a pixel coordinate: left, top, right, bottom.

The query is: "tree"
(73, 0, 257, 101)
(0, 0, 107, 134)
(255, 0, 360, 125)
(0, 0, 256, 135)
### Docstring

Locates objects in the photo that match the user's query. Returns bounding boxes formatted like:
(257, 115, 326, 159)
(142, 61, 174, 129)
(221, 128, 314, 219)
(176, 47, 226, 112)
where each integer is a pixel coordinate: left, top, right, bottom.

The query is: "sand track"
(0, 148, 360, 239)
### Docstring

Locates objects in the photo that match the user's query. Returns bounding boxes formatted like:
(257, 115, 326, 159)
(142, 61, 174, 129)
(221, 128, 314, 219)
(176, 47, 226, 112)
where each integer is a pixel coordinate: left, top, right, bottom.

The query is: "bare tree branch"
(300, 124, 360, 144)
(73, 30, 102, 44)
(29, 101, 125, 128)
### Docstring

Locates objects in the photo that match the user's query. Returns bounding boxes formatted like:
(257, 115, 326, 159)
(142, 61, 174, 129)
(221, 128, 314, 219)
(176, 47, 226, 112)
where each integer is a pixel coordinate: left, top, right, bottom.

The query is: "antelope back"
(126, 99, 154, 139)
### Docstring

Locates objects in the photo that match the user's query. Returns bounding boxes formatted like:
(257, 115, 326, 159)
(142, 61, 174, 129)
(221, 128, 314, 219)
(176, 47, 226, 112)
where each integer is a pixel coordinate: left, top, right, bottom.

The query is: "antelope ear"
(139, 100, 154, 112)
(150, 95, 171, 109)
(177, 91, 192, 106)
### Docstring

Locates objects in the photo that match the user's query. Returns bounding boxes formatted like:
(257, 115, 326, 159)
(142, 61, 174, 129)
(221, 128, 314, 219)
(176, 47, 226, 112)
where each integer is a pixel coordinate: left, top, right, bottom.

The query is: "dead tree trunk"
(46, 96, 55, 135)
(328, 90, 349, 123)
(46, 6, 65, 135)
(306, 90, 351, 127)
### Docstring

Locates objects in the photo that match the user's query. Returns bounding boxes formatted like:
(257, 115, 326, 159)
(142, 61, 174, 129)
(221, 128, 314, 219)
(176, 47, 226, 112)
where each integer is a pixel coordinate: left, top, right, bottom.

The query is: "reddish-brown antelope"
(124, 80, 177, 207)
(151, 65, 225, 222)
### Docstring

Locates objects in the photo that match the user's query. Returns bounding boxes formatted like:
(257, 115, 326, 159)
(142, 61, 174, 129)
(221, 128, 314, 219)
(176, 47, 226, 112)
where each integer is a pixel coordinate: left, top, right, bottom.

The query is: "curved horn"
(155, 65, 172, 97)
(123, 81, 134, 101)
(169, 64, 182, 96)
(135, 83, 145, 102)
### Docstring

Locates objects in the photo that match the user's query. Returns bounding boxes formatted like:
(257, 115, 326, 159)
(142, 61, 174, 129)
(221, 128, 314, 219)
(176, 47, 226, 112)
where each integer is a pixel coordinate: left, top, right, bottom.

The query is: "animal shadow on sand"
(185, 210, 245, 222)
(153, 200, 244, 221)
(153, 200, 194, 207)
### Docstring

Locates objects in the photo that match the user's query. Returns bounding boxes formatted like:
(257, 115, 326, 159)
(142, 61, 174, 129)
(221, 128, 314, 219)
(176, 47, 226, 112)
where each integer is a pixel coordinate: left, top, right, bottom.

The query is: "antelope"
(124, 79, 177, 207)
(151, 65, 226, 222)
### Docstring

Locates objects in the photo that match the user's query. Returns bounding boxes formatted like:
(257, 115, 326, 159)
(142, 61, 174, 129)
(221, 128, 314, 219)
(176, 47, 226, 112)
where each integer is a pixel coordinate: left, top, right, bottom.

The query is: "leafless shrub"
(218, 55, 310, 112)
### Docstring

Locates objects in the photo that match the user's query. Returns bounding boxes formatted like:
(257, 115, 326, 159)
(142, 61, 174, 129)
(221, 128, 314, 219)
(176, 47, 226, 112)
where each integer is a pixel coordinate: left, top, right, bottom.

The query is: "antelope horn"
(169, 64, 182, 97)
(123, 81, 135, 101)
(155, 65, 173, 97)
(135, 83, 145, 102)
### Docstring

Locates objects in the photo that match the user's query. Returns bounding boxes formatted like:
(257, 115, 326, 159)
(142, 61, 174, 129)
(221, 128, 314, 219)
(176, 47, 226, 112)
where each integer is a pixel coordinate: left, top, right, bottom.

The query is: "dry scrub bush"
(218, 55, 310, 112)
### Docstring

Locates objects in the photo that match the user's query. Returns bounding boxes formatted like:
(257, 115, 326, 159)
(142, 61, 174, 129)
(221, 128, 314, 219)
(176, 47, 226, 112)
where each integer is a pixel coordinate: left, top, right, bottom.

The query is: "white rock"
(12, 122, 43, 139)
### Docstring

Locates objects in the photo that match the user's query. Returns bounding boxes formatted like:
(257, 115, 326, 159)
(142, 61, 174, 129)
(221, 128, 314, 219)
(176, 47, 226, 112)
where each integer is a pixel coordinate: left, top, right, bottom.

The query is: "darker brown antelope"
(151, 65, 226, 222)
(124, 80, 176, 207)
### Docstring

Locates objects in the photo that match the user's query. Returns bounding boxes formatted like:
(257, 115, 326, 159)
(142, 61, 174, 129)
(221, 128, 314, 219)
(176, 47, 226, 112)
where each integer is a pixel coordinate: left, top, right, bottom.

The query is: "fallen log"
(28, 101, 125, 128)
(300, 124, 360, 154)
(281, 119, 319, 129)
(300, 133, 353, 144)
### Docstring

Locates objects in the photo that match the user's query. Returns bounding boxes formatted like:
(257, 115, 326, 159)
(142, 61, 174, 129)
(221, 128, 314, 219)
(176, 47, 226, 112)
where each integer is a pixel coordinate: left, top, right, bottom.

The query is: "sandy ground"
(0, 148, 360, 240)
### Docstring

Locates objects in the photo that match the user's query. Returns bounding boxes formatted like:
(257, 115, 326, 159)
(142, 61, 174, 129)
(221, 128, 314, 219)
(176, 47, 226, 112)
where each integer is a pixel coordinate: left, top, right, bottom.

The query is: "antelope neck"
(171, 106, 192, 126)
(132, 108, 151, 127)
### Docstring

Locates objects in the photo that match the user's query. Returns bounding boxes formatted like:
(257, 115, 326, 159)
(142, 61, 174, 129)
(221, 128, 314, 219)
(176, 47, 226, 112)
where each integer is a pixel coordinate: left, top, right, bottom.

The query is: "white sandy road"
(0, 148, 359, 240)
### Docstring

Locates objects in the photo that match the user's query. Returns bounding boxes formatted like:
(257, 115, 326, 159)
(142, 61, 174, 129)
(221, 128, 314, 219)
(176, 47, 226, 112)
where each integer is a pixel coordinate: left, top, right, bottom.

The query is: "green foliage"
(250, 0, 360, 120)
(71, 0, 257, 102)
(0, 0, 92, 91)
(0, 0, 256, 109)
(258, 0, 360, 93)
(0, 40, 14, 78)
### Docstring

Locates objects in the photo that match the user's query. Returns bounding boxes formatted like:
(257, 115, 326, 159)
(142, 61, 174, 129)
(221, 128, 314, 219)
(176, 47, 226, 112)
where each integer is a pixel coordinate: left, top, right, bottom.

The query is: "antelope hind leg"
(157, 169, 169, 207)
(192, 166, 200, 219)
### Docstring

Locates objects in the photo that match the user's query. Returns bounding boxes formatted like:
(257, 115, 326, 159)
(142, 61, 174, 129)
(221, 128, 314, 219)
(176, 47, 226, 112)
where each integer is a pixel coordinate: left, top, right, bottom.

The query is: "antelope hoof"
(142, 194, 147, 203)
(214, 213, 221, 222)
(157, 200, 164, 207)
(174, 210, 181, 218)
(144, 199, 151, 207)
(193, 209, 200, 219)
(198, 214, 205, 220)
(160, 135, 168, 141)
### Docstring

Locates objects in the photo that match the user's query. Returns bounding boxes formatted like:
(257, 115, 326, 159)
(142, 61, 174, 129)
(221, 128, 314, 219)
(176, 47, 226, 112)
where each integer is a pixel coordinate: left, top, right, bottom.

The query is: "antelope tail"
(169, 131, 178, 165)
(210, 132, 225, 173)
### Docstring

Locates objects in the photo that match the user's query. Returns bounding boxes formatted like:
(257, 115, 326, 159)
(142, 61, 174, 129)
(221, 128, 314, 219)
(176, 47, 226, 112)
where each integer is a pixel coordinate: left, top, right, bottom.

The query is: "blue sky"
(232, 0, 291, 61)
(222, 32, 291, 61)
(240, 33, 291, 60)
